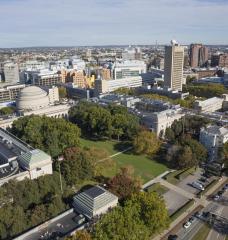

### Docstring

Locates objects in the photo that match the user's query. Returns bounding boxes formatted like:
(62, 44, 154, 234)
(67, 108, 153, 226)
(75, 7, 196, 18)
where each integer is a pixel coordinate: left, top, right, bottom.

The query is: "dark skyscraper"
(189, 44, 208, 68)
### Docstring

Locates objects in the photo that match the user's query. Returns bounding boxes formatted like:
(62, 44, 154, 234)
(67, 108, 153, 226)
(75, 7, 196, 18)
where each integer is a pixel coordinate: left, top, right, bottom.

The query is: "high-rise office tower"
(190, 44, 208, 68)
(3, 62, 20, 85)
(164, 40, 184, 92)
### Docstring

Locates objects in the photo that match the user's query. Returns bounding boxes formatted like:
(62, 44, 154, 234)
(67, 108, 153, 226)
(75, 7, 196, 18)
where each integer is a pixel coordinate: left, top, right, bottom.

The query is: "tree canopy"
(133, 129, 161, 156)
(69, 102, 139, 140)
(10, 115, 81, 157)
(107, 167, 141, 200)
(0, 173, 67, 239)
(92, 192, 169, 240)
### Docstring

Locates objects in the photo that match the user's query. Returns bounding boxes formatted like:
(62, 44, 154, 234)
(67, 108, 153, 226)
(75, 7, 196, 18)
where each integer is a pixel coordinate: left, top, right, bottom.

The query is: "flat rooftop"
(84, 186, 105, 198)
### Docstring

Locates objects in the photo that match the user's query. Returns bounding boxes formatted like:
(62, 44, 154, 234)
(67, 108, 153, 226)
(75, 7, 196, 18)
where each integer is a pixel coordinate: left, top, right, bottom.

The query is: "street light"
(58, 156, 64, 194)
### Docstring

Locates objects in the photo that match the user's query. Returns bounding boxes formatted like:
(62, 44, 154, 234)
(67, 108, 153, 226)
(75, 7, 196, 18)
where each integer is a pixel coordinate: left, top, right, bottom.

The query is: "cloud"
(0, 0, 227, 47)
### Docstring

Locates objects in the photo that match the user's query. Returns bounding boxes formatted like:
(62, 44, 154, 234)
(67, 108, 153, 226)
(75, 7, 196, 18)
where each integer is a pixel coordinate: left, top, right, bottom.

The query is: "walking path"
(96, 146, 133, 164)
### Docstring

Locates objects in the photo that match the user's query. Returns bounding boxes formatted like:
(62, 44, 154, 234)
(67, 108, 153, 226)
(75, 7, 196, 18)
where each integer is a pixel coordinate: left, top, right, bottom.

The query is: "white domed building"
(16, 86, 50, 111)
(0, 85, 72, 129)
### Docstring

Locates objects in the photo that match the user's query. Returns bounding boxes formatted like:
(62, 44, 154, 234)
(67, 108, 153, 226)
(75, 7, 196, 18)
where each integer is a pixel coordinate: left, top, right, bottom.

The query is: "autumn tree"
(107, 167, 141, 200)
(133, 129, 161, 156)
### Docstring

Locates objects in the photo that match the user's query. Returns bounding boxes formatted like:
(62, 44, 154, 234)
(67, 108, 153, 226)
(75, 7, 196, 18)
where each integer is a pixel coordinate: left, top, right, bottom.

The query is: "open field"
(80, 138, 168, 183)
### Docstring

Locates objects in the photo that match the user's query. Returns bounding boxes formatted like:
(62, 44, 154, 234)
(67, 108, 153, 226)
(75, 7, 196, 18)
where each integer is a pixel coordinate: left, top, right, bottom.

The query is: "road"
(175, 187, 228, 240)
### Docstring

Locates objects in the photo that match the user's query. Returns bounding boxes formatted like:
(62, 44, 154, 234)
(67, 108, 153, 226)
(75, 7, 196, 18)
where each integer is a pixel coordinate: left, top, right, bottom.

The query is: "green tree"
(92, 192, 169, 240)
(0, 106, 16, 116)
(58, 87, 67, 98)
(10, 115, 81, 157)
(133, 129, 161, 156)
(175, 146, 197, 169)
(61, 147, 94, 185)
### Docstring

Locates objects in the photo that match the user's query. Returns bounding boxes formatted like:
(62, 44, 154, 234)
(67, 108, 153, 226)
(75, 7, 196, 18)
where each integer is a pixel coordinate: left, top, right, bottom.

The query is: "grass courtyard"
(80, 138, 168, 183)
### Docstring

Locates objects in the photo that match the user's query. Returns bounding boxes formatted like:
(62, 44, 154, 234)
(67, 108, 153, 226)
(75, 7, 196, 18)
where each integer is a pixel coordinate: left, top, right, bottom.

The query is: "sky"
(0, 0, 227, 47)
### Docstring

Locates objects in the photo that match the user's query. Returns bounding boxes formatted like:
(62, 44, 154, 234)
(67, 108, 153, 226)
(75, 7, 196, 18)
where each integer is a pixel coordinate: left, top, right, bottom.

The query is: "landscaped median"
(170, 199, 195, 221)
(145, 183, 169, 195)
(163, 167, 196, 185)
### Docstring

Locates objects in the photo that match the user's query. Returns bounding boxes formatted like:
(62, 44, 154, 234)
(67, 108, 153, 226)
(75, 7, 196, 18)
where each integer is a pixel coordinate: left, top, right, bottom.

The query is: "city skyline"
(0, 0, 228, 47)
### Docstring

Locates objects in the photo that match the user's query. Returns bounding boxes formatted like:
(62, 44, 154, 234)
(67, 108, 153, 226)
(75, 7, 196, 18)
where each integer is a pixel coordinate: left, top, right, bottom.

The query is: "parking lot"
(177, 169, 213, 195)
(163, 189, 189, 215)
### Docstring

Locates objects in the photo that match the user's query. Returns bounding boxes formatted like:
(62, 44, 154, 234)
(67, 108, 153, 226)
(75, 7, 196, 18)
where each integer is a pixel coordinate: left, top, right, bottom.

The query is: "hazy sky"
(0, 0, 227, 47)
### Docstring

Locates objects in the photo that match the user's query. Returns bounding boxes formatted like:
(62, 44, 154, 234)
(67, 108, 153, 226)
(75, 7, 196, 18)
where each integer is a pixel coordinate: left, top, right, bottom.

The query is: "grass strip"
(170, 199, 195, 221)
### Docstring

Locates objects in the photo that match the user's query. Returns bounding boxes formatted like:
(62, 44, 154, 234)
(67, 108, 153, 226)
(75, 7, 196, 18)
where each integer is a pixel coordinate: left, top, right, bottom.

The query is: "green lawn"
(145, 183, 169, 195)
(192, 223, 211, 240)
(80, 138, 168, 183)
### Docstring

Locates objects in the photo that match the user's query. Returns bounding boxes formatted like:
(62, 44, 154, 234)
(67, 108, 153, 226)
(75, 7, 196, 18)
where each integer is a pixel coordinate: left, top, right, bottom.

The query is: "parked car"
(183, 221, 191, 229)
(213, 195, 220, 201)
(189, 216, 196, 223)
(168, 234, 178, 240)
(192, 181, 204, 191)
(194, 211, 202, 218)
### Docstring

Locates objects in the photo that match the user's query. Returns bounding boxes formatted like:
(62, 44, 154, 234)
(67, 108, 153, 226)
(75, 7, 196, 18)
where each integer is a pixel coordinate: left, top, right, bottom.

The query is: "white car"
(192, 181, 204, 191)
(213, 195, 220, 201)
(183, 221, 191, 229)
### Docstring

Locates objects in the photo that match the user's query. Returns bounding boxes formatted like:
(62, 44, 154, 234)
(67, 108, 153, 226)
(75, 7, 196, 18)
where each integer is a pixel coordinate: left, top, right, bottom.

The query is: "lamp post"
(58, 156, 64, 194)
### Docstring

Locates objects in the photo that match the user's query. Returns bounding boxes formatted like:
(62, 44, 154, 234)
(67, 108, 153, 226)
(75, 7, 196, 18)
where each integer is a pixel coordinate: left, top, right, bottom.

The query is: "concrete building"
(141, 107, 184, 137)
(33, 70, 62, 87)
(211, 53, 228, 68)
(0, 86, 71, 129)
(72, 185, 118, 219)
(194, 97, 224, 113)
(164, 40, 184, 91)
(112, 60, 146, 80)
(94, 76, 142, 94)
(0, 84, 25, 104)
(3, 63, 20, 85)
(200, 125, 228, 161)
(0, 128, 52, 186)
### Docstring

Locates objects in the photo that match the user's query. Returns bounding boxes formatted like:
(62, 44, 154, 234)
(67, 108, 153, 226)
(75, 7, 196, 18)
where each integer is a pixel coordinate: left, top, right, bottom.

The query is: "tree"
(92, 192, 169, 240)
(58, 87, 67, 98)
(180, 135, 207, 163)
(126, 192, 170, 235)
(107, 167, 141, 200)
(61, 147, 94, 186)
(175, 146, 197, 169)
(165, 128, 175, 143)
(66, 230, 91, 240)
(69, 102, 113, 139)
(133, 129, 161, 156)
(0, 106, 15, 116)
(69, 102, 139, 140)
(10, 115, 81, 157)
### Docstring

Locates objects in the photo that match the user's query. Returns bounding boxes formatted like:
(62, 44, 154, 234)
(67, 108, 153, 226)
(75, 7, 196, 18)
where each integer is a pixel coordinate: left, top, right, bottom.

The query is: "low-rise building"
(140, 107, 184, 137)
(194, 97, 224, 113)
(94, 76, 142, 95)
(0, 84, 25, 104)
(73, 185, 118, 219)
(200, 125, 228, 161)
(0, 128, 52, 186)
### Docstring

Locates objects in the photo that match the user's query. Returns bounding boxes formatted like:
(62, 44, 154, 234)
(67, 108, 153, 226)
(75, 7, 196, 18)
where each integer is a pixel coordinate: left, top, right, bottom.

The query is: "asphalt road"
(176, 190, 228, 240)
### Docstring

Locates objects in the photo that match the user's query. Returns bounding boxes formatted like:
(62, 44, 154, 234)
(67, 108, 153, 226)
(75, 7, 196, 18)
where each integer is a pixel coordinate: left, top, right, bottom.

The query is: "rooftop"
(84, 186, 105, 199)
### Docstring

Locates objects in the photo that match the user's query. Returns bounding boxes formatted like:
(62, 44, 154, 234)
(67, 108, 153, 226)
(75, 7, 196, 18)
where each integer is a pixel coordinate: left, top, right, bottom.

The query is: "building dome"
(16, 86, 49, 111)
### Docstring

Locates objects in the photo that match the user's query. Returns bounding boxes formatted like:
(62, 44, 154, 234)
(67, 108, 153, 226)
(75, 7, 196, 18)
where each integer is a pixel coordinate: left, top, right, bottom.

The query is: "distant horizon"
(0, 0, 227, 48)
(1, 43, 228, 50)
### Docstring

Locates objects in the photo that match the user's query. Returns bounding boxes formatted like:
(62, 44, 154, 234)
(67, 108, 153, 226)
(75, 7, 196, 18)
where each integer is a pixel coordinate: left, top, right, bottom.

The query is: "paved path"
(96, 146, 133, 164)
